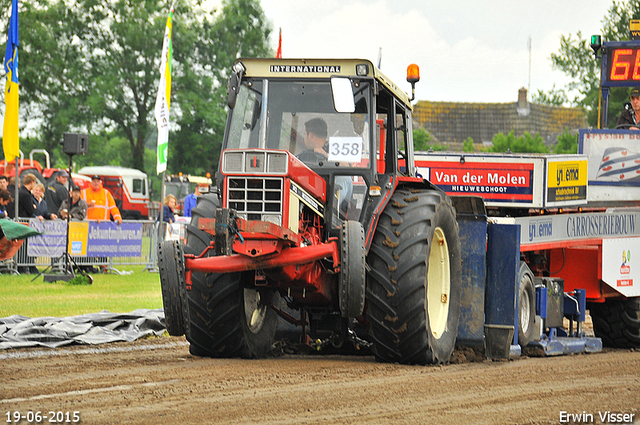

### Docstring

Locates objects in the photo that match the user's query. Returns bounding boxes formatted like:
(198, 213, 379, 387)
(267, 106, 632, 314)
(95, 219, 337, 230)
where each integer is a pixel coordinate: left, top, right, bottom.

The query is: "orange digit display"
(610, 49, 632, 80)
(633, 50, 640, 80)
(607, 47, 640, 83)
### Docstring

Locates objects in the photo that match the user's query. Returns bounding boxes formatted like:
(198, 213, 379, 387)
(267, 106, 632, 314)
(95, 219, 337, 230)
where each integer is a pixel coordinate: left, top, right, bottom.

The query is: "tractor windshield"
(225, 79, 372, 170)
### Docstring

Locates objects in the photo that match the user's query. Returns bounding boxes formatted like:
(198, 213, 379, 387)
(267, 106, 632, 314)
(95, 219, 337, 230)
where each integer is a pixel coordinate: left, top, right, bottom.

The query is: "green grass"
(0, 265, 162, 318)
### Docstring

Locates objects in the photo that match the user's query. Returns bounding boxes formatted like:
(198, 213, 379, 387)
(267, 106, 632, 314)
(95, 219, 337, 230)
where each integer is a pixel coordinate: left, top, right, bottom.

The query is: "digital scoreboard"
(603, 42, 640, 86)
(606, 46, 640, 84)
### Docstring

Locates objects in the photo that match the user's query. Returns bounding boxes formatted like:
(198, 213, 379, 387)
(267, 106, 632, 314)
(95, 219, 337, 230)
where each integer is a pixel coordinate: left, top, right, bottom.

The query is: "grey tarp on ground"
(0, 309, 166, 349)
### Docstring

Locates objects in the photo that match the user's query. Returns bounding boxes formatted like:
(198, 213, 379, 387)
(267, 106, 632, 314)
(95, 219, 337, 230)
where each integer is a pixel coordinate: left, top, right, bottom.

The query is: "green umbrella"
(0, 219, 42, 241)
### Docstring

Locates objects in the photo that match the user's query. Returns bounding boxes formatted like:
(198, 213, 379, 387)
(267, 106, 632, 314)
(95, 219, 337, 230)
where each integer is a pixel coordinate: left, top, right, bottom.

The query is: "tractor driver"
(616, 87, 640, 130)
(297, 117, 353, 218)
(297, 117, 330, 163)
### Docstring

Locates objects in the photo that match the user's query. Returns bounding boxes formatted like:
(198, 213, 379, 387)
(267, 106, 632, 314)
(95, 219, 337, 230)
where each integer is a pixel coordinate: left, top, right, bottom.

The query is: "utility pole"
(528, 36, 532, 94)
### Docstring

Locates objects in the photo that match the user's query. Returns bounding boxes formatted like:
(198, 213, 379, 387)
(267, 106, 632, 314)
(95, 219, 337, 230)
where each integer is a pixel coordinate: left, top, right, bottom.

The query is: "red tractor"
(159, 59, 463, 364)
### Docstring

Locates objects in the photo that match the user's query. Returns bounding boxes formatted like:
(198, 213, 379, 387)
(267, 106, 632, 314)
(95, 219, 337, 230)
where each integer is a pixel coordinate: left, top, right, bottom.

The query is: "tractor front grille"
(222, 151, 288, 174)
(227, 177, 283, 225)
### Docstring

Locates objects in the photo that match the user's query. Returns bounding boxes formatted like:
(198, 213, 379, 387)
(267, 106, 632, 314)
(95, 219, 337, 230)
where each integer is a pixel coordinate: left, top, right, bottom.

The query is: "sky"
(257, 0, 612, 104)
(0, 0, 615, 141)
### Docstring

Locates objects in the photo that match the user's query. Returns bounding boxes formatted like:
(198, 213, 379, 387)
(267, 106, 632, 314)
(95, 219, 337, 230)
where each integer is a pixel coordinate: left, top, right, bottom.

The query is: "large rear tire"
(366, 188, 462, 365)
(589, 298, 640, 348)
(158, 240, 188, 336)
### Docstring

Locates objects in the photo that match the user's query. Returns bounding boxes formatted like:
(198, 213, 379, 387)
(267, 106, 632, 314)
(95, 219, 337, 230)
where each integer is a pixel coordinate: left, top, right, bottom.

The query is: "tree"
(169, 0, 273, 177)
(413, 128, 433, 151)
(552, 130, 578, 154)
(544, 0, 640, 127)
(10, 0, 272, 175)
(412, 128, 448, 152)
(532, 84, 569, 106)
(14, 0, 89, 158)
(488, 131, 550, 154)
(462, 137, 475, 152)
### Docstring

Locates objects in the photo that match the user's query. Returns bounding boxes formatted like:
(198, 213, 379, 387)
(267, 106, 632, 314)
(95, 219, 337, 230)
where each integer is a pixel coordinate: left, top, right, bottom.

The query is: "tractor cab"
(218, 58, 418, 236)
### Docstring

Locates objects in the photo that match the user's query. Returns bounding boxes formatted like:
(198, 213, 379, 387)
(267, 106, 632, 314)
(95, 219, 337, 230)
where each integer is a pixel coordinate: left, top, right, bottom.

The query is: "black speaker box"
(62, 133, 89, 155)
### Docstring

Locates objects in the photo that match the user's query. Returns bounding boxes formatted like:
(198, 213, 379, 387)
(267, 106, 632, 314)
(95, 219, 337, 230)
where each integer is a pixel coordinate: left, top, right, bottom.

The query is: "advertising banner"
(415, 154, 544, 208)
(545, 156, 588, 206)
(602, 238, 640, 297)
(68, 221, 89, 256)
(580, 130, 640, 185)
(27, 219, 66, 257)
(84, 222, 143, 257)
(579, 129, 640, 204)
(515, 211, 640, 246)
(28, 220, 143, 258)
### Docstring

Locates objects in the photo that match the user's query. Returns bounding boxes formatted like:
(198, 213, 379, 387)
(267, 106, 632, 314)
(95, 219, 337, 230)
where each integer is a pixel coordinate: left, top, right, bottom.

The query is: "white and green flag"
(155, 7, 173, 174)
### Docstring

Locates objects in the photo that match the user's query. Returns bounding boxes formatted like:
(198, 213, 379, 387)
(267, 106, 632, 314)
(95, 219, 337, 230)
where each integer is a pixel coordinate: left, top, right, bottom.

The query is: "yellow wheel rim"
(427, 227, 450, 340)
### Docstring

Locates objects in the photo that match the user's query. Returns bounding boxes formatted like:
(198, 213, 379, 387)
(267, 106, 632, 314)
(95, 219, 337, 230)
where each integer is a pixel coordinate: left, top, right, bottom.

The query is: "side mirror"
(331, 77, 355, 113)
(227, 62, 246, 109)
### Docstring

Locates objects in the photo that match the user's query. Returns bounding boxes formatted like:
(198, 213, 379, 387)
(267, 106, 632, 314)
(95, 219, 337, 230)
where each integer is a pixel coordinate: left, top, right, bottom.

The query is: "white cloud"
(261, 0, 612, 103)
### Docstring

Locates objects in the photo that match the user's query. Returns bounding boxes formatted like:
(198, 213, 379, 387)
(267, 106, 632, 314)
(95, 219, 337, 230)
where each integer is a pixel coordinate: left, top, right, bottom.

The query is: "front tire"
(366, 188, 462, 365)
(518, 261, 536, 347)
(184, 193, 217, 356)
(188, 272, 280, 358)
(184, 194, 279, 358)
(339, 221, 366, 318)
(589, 298, 640, 348)
(158, 240, 188, 336)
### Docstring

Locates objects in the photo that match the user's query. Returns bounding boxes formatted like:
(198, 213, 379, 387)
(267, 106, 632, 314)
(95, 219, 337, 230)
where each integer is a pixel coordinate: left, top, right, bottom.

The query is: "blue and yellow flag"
(155, 7, 173, 175)
(3, 0, 19, 163)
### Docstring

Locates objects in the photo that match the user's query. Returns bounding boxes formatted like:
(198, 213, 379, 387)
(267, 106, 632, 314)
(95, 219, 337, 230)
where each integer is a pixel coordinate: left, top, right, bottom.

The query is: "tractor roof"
(234, 58, 413, 111)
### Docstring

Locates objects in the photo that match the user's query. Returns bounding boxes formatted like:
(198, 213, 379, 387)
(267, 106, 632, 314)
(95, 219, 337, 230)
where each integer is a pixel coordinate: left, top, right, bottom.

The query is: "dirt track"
(1, 337, 639, 425)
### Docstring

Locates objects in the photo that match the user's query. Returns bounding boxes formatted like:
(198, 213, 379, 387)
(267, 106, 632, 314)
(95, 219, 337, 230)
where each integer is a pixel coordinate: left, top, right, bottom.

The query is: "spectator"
(5, 177, 16, 219)
(160, 194, 177, 223)
(82, 175, 122, 225)
(8, 175, 39, 274)
(7, 173, 37, 219)
(59, 186, 87, 220)
(617, 87, 640, 130)
(32, 183, 57, 221)
(7, 176, 16, 197)
(0, 190, 12, 219)
(183, 185, 201, 217)
(0, 175, 8, 192)
(45, 170, 70, 216)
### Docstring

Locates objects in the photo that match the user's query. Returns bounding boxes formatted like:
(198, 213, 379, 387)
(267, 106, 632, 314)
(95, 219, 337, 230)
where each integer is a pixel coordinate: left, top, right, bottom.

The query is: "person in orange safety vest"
(82, 175, 123, 225)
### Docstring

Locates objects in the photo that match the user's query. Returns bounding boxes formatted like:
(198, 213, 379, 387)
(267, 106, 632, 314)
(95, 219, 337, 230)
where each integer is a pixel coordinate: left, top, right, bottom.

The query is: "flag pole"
(4, 0, 20, 220)
(13, 155, 19, 220)
(276, 28, 282, 58)
(159, 172, 165, 240)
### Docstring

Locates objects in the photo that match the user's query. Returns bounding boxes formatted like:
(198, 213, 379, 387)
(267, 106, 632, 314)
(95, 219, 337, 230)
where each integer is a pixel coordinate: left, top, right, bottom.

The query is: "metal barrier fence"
(3, 220, 164, 275)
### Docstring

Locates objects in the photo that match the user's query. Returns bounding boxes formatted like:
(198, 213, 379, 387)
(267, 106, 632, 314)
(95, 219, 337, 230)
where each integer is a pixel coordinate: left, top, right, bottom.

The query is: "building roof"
(412, 88, 588, 146)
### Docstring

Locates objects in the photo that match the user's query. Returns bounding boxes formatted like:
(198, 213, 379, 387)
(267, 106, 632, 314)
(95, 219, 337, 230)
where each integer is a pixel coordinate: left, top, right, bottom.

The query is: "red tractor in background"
(0, 149, 58, 185)
(159, 58, 464, 364)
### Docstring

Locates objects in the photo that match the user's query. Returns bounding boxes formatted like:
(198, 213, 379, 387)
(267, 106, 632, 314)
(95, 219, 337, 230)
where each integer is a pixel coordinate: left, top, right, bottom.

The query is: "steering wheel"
(297, 150, 327, 165)
(615, 123, 639, 129)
